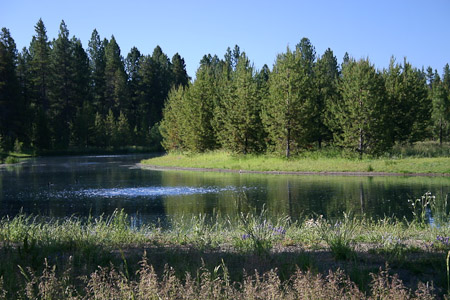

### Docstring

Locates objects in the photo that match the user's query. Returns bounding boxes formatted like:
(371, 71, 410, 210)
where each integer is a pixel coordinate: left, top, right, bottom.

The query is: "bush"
(4, 156, 19, 164)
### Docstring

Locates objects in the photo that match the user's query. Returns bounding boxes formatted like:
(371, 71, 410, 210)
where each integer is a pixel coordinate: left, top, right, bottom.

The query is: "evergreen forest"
(0, 19, 189, 154)
(1, 19, 450, 157)
(162, 42, 450, 157)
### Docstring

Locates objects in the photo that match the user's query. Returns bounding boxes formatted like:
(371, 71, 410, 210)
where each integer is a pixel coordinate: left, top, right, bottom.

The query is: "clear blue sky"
(2, 0, 449, 78)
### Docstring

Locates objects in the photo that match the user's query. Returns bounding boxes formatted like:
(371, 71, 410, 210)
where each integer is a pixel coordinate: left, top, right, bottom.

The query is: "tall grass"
(6, 258, 436, 300)
(390, 141, 450, 158)
(0, 200, 449, 298)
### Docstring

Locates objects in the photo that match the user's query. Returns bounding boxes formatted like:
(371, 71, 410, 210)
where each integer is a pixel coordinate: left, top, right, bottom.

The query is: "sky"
(2, 0, 450, 78)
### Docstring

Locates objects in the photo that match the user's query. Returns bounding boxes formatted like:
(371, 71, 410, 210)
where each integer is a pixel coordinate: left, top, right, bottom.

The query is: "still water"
(1, 154, 450, 224)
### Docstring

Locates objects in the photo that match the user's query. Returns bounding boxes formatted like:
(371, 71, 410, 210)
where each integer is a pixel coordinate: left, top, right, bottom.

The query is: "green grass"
(141, 150, 450, 174)
(0, 151, 33, 164)
(0, 206, 449, 298)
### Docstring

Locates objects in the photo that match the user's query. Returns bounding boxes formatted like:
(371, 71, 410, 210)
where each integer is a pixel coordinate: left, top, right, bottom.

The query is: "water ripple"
(76, 186, 234, 198)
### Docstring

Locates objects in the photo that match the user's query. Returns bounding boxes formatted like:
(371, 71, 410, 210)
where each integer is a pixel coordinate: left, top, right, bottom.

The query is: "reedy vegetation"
(0, 193, 449, 298)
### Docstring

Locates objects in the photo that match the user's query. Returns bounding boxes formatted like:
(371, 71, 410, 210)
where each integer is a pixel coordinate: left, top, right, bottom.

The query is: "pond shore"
(138, 163, 450, 177)
(0, 211, 447, 298)
(139, 152, 450, 176)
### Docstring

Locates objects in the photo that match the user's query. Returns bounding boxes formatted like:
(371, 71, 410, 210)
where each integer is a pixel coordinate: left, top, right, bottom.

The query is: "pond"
(1, 154, 450, 224)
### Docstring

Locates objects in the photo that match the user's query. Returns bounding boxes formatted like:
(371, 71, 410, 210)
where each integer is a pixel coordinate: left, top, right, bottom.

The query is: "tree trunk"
(286, 127, 290, 158)
(359, 128, 363, 159)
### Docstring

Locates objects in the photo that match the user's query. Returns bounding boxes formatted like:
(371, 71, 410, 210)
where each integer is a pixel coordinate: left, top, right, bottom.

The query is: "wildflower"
(436, 235, 450, 246)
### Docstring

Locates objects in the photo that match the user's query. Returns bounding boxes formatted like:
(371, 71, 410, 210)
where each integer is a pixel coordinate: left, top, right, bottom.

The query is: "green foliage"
(115, 111, 130, 146)
(431, 68, 450, 144)
(71, 101, 95, 147)
(142, 150, 450, 174)
(160, 86, 187, 151)
(385, 58, 431, 144)
(233, 209, 288, 255)
(4, 156, 19, 164)
(180, 63, 219, 152)
(0, 20, 447, 156)
(0, 28, 20, 151)
(217, 53, 265, 154)
(13, 138, 23, 153)
(171, 52, 190, 88)
(318, 214, 356, 260)
(0, 211, 444, 299)
(262, 44, 314, 157)
(332, 58, 392, 157)
(314, 48, 339, 148)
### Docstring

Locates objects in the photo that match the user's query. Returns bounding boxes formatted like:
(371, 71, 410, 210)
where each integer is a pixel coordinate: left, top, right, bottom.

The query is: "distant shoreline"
(138, 163, 450, 177)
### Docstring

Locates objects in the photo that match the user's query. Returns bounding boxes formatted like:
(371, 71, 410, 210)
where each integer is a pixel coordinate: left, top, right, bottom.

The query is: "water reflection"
(0, 155, 449, 225)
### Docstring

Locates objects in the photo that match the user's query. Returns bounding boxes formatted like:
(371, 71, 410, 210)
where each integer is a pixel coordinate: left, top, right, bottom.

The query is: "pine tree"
(431, 68, 450, 144)
(104, 109, 116, 147)
(93, 112, 106, 147)
(0, 27, 20, 150)
(171, 53, 189, 88)
(333, 58, 392, 157)
(317, 49, 340, 147)
(136, 46, 174, 144)
(262, 44, 314, 157)
(255, 64, 270, 116)
(385, 58, 431, 144)
(71, 37, 91, 114)
(88, 29, 106, 113)
(72, 101, 95, 147)
(181, 64, 218, 152)
(135, 55, 154, 143)
(29, 18, 51, 149)
(125, 46, 141, 131)
(218, 53, 264, 153)
(16, 47, 32, 146)
(48, 20, 75, 149)
(160, 86, 187, 151)
(115, 111, 130, 147)
(149, 46, 172, 122)
(104, 36, 128, 116)
(443, 64, 450, 89)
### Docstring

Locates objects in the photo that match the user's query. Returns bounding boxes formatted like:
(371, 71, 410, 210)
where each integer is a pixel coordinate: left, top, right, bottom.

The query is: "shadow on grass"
(0, 241, 446, 299)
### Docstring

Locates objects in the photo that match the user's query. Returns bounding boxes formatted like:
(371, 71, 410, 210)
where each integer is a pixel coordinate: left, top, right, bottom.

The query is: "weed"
(318, 213, 356, 260)
(408, 192, 435, 226)
(4, 259, 438, 299)
(233, 209, 288, 255)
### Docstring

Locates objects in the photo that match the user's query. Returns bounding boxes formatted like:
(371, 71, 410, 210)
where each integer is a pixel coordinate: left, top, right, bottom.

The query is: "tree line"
(0, 19, 189, 153)
(1, 20, 450, 157)
(161, 39, 450, 157)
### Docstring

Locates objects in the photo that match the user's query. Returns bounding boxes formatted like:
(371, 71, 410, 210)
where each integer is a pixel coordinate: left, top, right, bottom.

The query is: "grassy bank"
(0, 152, 33, 164)
(0, 204, 449, 299)
(141, 150, 450, 175)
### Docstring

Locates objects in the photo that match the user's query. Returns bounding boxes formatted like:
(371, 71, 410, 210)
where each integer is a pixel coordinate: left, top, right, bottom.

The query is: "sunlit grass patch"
(142, 150, 450, 174)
